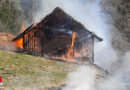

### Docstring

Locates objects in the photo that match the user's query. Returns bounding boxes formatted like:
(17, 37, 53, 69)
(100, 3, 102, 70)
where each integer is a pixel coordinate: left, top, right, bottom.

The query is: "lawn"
(0, 50, 75, 89)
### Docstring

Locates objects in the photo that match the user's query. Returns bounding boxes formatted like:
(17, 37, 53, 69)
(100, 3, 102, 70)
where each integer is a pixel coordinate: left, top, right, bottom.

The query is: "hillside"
(0, 50, 75, 89)
(0, 32, 17, 51)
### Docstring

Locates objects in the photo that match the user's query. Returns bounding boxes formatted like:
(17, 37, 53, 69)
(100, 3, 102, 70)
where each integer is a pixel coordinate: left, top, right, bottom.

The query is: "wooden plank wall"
(23, 23, 43, 56)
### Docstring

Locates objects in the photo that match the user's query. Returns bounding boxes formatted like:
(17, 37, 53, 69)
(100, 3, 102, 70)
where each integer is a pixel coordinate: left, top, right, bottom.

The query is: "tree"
(0, 0, 25, 34)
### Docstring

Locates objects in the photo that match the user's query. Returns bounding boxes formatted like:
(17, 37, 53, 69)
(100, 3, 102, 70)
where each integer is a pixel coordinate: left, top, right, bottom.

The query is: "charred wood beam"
(92, 36, 94, 63)
(12, 24, 34, 41)
(23, 36, 25, 50)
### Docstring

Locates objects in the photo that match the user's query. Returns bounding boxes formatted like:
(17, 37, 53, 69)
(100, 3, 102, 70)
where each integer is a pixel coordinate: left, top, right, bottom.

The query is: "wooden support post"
(23, 36, 24, 51)
(24, 35, 26, 50)
(27, 34, 28, 51)
(26, 35, 27, 50)
(28, 34, 29, 52)
(34, 32, 35, 51)
(30, 34, 31, 52)
(36, 31, 38, 52)
(42, 30, 44, 56)
(73, 47, 74, 57)
(32, 30, 34, 51)
(92, 36, 94, 63)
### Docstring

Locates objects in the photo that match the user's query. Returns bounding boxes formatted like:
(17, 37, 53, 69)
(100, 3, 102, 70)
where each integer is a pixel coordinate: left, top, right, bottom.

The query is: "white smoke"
(34, 0, 129, 90)
(63, 51, 129, 90)
(62, 66, 127, 90)
(62, 66, 97, 90)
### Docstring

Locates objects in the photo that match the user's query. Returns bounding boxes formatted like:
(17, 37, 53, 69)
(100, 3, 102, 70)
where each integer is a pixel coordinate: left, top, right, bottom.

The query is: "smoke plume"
(32, 0, 130, 90)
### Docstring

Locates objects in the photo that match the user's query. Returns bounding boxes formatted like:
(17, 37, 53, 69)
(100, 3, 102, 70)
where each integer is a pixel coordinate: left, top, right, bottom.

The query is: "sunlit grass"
(0, 50, 75, 89)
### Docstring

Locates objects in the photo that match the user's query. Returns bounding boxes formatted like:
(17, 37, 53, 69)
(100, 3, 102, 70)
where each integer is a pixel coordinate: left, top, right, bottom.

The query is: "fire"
(74, 49, 81, 57)
(59, 32, 79, 62)
(13, 25, 26, 49)
(20, 25, 26, 33)
(51, 32, 91, 62)
(66, 32, 77, 57)
(14, 38, 23, 49)
(59, 32, 90, 62)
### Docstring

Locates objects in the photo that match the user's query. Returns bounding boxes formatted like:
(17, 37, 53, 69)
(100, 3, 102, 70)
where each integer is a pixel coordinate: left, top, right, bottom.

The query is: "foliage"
(0, 0, 24, 34)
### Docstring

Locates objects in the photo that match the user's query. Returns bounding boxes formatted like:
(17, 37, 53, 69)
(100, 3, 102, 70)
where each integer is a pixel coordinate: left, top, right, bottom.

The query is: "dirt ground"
(0, 32, 17, 51)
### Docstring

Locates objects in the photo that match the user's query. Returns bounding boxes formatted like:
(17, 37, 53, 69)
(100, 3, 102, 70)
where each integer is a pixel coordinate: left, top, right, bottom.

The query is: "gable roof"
(12, 7, 103, 42)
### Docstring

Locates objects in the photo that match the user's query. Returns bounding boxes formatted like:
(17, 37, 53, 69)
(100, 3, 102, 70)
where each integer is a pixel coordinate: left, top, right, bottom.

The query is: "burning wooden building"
(12, 7, 103, 62)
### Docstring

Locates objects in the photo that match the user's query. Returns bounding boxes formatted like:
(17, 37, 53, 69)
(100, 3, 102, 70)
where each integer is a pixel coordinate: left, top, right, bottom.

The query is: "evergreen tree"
(0, 0, 24, 34)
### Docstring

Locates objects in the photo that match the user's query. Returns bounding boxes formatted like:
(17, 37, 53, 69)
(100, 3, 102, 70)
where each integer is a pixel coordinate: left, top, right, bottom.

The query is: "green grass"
(0, 50, 75, 89)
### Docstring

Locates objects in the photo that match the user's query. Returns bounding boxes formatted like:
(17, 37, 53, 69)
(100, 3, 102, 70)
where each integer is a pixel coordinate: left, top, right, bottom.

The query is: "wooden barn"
(12, 7, 103, 62)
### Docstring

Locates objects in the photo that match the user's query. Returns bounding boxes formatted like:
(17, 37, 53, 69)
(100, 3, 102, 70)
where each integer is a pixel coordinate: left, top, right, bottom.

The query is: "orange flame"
(66, 32, 77, 57)
(74, 49, 81, 57)
(54, 32, 90, 62)
(55, 32, 78, 62)
(14, 38, 23, 49)
(13, 25, 26, 49)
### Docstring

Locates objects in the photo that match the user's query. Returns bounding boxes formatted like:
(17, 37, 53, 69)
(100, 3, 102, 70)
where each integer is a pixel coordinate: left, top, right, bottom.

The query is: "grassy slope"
(0, 50, 75, 89)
